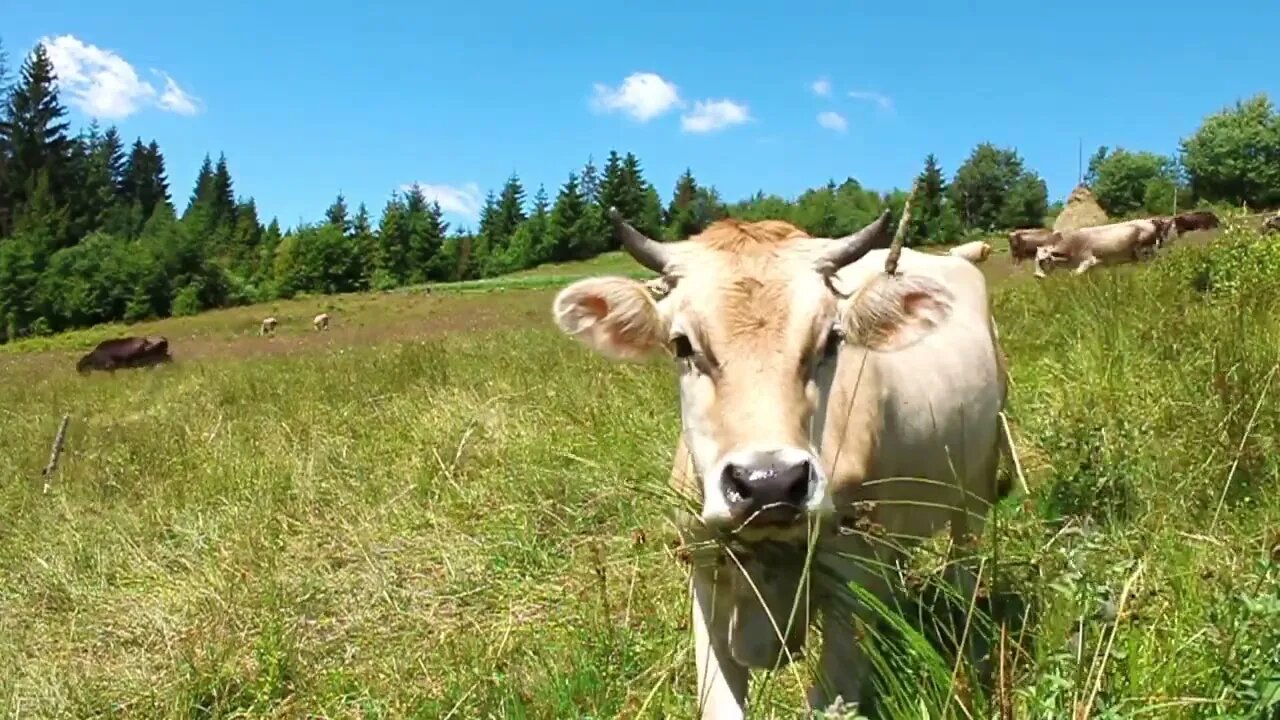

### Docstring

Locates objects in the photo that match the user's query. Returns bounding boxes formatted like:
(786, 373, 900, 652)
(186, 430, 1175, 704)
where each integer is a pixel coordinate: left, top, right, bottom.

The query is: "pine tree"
(580, 156, 602, 203)
(422, 199, 450, 281)
(0, 38, 10, 235)
(229, 199, 263, 277)
(599, 151, 626, 217)
(374, 192, 409, 286)
(0, 43, 73, 242)
(143, 140, 170, 215)
(325, 192, 351, 235)
(210, 153, 236, 228)
(550, 172, 586, 262)
(351, 202, 377, 286)
(184, 154, 215, 219)
(495, 173, 528, 239)
(402, 185, 443, 284)
(905, 154, 961, 246)
(509, 184, 551, 268)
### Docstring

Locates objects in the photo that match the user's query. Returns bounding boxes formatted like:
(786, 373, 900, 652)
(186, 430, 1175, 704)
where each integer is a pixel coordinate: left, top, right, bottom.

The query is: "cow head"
(553, 206, 951, 543)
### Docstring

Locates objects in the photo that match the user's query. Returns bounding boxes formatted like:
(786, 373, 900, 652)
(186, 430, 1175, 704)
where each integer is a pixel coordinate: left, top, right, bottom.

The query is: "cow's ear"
(840, 273, 955, 352)
(553, 276, 668, 361)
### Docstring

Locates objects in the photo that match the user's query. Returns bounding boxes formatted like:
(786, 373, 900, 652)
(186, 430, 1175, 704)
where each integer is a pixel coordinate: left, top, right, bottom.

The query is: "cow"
(948, 239, 992, 264)
(552, 201, 1013, 717)
(1171, 210, 1220, 234)
(76, 336, 173, 374)
(1263, 213, 1280, 234)
(261, 317, 278, 336)
(1033, 217, 1176, 278)
(1007, 227, 1054, 265)
(313, 312, 330, 331)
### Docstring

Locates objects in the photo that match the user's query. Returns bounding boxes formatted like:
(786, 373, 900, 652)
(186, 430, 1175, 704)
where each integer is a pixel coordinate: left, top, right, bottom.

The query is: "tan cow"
(553, 202, 1013, 717)
(1034, 217, 1175, 278)
(948, 239, 992, 264)
(313, 312, 330, 331)
(1007, 227, 1054, 264)
(260, 316, 278, 336)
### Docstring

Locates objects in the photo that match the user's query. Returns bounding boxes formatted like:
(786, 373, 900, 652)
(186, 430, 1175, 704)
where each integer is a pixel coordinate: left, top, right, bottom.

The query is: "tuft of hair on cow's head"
(552, 196, 958, 539)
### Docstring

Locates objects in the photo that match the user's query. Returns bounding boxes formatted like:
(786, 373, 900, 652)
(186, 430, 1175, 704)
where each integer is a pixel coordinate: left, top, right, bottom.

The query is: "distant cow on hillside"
(261, 317, 278, 335)
(949, 239, 992, 264)
(313, 312, 330, 331)
(76, 336, 173, 374)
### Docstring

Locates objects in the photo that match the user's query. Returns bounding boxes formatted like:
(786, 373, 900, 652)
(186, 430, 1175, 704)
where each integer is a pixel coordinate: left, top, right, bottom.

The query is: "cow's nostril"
(723, 464, 752, 503)
(784, 461, 812, 504)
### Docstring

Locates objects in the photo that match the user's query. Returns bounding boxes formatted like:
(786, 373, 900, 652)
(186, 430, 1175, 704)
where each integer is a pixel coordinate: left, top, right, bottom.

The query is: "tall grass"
(0, 228, 1277, 717)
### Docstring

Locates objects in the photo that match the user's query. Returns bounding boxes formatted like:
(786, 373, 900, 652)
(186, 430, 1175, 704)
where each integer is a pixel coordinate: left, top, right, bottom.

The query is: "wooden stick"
(41, 415, 70, 494)
(884, 179, 919, 277)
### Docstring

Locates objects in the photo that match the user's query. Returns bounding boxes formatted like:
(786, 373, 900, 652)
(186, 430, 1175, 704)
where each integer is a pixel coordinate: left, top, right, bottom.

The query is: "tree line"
(2, 36, 1278, 343)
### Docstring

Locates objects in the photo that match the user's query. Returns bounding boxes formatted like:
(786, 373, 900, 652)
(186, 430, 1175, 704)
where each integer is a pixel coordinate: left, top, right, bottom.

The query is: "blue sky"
(5, 0, 1278, 231)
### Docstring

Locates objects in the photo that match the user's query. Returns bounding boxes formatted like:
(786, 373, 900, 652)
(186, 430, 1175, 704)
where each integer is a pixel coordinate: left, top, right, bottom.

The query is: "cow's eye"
(671, 334, 695, 359)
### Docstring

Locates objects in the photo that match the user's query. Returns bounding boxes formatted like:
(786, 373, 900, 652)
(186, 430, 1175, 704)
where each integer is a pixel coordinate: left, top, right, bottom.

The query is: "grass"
(2, 227, 1278, 718)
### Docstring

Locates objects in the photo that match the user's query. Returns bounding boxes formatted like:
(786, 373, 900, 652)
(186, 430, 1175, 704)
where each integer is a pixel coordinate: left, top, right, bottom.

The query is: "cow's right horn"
(608, 206, 672, 275)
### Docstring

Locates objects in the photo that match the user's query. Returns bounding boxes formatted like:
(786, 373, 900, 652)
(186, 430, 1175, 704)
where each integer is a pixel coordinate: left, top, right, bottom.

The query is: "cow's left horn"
(814, 209, 894, 275)
(608, 206, 672, 274)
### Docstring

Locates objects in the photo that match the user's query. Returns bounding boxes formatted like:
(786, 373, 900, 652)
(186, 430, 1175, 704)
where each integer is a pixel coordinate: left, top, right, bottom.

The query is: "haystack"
(1053, 184, 1110, 232)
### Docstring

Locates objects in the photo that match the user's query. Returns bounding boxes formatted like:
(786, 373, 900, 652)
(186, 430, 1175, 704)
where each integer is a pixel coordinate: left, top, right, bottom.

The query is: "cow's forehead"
(669, 244, 834, 348)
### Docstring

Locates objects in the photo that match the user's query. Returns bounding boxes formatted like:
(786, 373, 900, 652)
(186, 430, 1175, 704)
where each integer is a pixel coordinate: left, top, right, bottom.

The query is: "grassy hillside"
(1, 226, 1277, 718)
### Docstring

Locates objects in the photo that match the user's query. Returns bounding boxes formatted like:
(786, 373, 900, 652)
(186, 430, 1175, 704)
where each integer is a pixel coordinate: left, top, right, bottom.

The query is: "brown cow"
(1008, 227, 1054, 264)
(1172, 210, 1220, 233)
(1034, 217, 1175, 278)
(553, 202, 1015, 716)
(76, 336, 173, 374)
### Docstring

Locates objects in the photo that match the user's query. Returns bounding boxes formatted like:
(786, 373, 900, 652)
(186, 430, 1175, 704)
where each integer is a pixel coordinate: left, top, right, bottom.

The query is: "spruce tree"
(325, 192, 351, 235)
(0, 43, 73, 243)
(210, 153, 236, 228)
(184, 154, 215, 219)
(550, 172, 586, 261)
(374, 192, 408, 286)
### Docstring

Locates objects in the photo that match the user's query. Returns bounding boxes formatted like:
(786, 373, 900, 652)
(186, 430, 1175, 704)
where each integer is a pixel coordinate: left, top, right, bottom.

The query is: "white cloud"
(401, 182, 484, 220)
(811, 78, 832, 97)
(817, 110, 847, 133)
(680, 99, 751, 134)
(155, 71, 200, 115)
(848, 90, 893, 111)
(590, 72, 682, 122)
(39, 34, 202, 119)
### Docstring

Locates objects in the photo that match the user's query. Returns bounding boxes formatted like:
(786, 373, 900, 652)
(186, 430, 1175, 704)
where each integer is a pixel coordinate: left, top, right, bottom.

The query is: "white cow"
(1034, 217, 1176, 278)
(553, 202, 1013, 717)
(313, 312, 330, 331)
(260, 316, 278, 336)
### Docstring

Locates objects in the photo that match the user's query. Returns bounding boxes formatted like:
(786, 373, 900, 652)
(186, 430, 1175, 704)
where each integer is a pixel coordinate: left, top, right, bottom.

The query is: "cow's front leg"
(691, 565, 750, 720)
(1074, 254, 1099, 274)
(807, 608, 876, 715)
(1032, 249, 1051, 279)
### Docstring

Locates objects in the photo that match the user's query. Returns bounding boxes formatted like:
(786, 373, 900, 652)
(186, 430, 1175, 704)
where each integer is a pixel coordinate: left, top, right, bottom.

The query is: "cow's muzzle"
(711, 447, 830, 533)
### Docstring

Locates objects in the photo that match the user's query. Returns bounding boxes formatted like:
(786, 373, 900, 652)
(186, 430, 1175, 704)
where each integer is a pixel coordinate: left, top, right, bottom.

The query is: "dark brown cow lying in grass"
(76, 336, 173, 374)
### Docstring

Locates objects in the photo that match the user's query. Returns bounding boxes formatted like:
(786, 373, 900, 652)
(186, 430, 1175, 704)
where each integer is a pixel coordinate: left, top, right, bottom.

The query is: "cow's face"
(554, 212, 948, 540)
